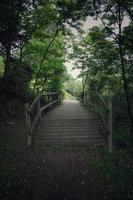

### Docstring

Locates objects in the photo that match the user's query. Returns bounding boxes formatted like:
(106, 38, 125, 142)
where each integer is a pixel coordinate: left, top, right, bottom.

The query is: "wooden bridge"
(25, 90, 112, 152)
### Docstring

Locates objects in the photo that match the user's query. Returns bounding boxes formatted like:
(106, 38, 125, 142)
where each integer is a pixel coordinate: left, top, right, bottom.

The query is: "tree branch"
(32, 23, 61, 94)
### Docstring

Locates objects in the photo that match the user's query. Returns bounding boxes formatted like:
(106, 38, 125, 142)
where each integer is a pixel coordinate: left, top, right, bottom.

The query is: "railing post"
(84, 93, 86, 106)
(58, 92, 62, 104)
(25, 103, 32, 147)
(83, 92, 87, 106)
(85, 92, 88, 107)
(108, 100, 112, 153)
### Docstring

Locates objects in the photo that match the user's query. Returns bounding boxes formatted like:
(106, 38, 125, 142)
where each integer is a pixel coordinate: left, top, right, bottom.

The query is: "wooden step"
(34, 100, 106, 147)
(35, 135, 106, 145)
(42, 119, 99, 125)
(35, 138, 106, 146)
(36, 135, 103, 139)
(41, 125, 99, 129)
(39, 127, 100, 132)
(37, 132, 100, 136)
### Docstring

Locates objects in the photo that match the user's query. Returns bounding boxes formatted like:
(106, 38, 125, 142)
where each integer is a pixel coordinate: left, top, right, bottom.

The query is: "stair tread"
(38, 129, 99, 132)
(35, 140, 106, 145)
(33, 100, 106, 147)
(36, 133, 100, 136)
(36, 135, 103, 138)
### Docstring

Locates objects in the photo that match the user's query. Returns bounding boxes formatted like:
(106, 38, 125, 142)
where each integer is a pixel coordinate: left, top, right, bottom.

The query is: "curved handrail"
(30, 92, 41, 111)
(95, 91, 109, 112)
(87, 101, 110, 135)
(25, 91, 61, 147)
(82, 90, 112, 153)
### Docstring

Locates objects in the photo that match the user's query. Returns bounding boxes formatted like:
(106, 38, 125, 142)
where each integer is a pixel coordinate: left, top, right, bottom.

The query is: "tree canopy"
(0, 0, 133, 130)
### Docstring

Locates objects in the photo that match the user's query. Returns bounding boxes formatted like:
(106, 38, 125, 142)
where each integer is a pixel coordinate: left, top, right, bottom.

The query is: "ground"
(0, 146, 109, 200)
(0, 115, 110, 200)
(0, 102, 132, 200)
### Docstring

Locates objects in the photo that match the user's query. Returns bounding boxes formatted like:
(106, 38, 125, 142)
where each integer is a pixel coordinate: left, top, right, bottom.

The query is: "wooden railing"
(25, 91, 61, 147)
(82, 90, 112, 153)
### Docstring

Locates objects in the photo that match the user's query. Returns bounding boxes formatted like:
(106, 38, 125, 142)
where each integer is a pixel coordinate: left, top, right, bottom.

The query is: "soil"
(0, 100, 109, 200)
(0, 145, 110, 200)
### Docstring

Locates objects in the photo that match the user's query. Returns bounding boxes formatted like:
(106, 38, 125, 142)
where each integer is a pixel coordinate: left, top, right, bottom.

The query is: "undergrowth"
(91, 135, 133, 200)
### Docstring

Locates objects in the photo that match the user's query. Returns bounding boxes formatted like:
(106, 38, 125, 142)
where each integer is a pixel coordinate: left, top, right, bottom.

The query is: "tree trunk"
(32, 23, 61, 95)
(2, 48, 11, 81)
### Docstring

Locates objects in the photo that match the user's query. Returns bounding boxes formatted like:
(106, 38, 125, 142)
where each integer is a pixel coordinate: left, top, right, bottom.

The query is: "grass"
(90, 144, 133, 200)
(0, 56, 4, 77)
(63, 90, 76, 100)
(113, 130, 133, 153)
(0, 95, 133, 200)
(0, 118, 28, 197)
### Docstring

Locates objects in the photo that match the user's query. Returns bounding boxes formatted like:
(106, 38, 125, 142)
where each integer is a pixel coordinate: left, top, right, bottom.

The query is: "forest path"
(4, 147, 109, 200)
(35, 100, 106, 146)
(0, 100, 110, 200)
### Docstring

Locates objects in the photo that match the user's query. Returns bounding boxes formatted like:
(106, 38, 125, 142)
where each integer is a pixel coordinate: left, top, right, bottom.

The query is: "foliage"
(69, 27, 120, 93)
(23, 32, 66, 92)
(113, 130, 133, 153)
(0, 0, 93, 98)
(69, 18, 133, 129)
(64, 76, 82, 97)
(0, 56, 4, 77)
(91, 147, 133, 200)
(0, 1, 133, 199)
(63, 90, 76, 100)
(93, 0, 133, 129)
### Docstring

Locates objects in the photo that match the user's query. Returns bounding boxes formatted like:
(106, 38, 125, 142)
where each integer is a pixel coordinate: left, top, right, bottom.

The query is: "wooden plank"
(25, 91, 60, 147)
(30, 92, 41, 111)
(40, 99, 59, 112)
(31, 111, 41, 132)
(87, 101, 109, 135)
(35, 100, 106, 147)
(25, 103, 32, 147)
(42, 92, 59, 96)
(96, 91, 109, 112)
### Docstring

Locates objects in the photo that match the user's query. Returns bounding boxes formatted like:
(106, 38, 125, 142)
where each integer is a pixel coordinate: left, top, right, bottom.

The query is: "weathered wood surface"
(35, 100, 106, 146)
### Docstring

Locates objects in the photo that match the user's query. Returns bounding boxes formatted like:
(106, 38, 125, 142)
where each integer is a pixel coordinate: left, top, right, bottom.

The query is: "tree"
(64, 76, 82, 97)
(97, 0, 133, 130)
(0, 0, 93, 95)
(69, 25, 133, 130)
(0, 0, 41, 80)
(22, 27, 67, 93)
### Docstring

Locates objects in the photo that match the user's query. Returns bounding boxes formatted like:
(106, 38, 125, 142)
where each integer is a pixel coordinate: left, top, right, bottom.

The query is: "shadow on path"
(2, 146, 109, 200)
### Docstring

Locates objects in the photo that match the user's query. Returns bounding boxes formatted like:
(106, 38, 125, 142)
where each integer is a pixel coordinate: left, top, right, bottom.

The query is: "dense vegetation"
(69, 1, 133, 132)
(0, 1, 133, 199)
(0, 0, 86, 121)
(64, 75, 82, 98)
(67, 2, 133, 198)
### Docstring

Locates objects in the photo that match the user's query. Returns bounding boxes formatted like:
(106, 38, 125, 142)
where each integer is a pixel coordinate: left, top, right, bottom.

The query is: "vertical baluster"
(25, 103, 32, 147)
(85, 92, 88, 107)
(59, 92, 62, 104)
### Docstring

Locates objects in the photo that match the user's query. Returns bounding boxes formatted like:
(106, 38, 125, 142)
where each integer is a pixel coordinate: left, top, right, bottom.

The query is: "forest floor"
(0, 112, 112, 200)
(0, 100, 132, 200)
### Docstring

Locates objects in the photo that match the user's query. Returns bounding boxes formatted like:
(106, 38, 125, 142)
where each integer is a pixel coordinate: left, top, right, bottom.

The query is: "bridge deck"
(35, 100, 106, 146)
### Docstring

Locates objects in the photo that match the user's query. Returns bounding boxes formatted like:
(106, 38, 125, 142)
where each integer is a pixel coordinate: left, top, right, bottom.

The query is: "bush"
(0, 60, 33, 100)
(91, 148, 133, 200)
(113, 130, 133, 153)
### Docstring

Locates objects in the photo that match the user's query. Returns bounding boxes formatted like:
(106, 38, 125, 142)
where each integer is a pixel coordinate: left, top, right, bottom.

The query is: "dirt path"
(1, 147, 109, 200)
